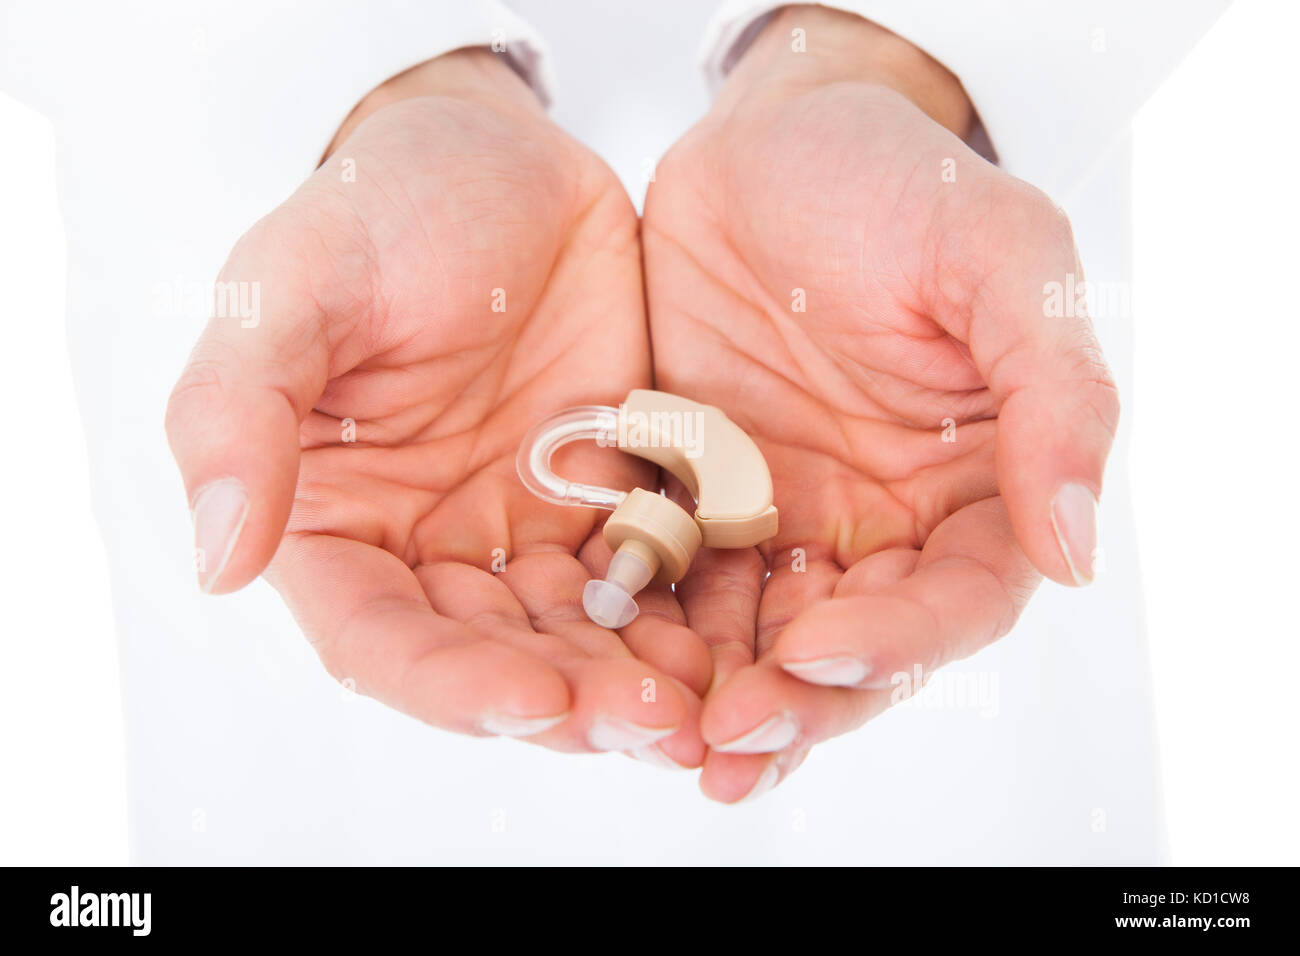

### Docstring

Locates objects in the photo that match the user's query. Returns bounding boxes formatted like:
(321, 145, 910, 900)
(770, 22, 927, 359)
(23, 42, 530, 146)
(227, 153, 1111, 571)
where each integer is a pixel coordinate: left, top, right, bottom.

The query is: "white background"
(0, 0, 1296, 865)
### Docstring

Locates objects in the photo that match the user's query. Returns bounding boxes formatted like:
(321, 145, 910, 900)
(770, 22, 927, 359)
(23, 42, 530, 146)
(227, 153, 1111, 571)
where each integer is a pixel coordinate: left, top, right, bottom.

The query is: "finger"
(753, 546, 840, 658)
(494, 548, 634, 658)
(165, 207, 364, 595)
(774, 497, 1038, 688)
(419, 552, 694, 757)
(700, 658, 892, 754)
(766, 544, 917, 686)
(698, 745, 812, 805)
(933, 176, 1120, 586)
(549, 656, 696, 760)
(266, 533, 571, 737)
(659, 472, 761, 689)
(674, 545, 766, 691)
(625, 675, 707, 771)
(578, 531, 713, 698)
(621, 582, 713, 699)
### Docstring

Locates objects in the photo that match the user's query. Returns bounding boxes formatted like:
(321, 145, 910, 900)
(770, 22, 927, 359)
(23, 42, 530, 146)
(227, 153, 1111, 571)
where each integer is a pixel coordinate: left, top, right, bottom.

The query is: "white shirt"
(0, 0, 1225, 863)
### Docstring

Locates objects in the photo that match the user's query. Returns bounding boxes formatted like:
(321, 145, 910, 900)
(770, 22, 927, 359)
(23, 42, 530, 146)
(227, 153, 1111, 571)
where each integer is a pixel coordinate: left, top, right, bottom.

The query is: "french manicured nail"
(480, 712, 567, 738)
(191, 478, 249, 594)
(715, 713, 799, 754)
(782, 655, 869, 686)
(740, 761, 780, 802)
(587, 716, 676, 752)
(630, 744, 688, 770)
(1051, 482, 1099, 585)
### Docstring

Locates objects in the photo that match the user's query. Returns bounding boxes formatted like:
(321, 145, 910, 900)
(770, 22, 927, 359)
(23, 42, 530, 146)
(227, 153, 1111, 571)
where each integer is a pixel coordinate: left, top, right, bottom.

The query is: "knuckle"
(1085, 375, 1122, 436)
(164, 356, 227, 437)
(981, 175, 1078, 258)
(1060, 332, 1122, 432)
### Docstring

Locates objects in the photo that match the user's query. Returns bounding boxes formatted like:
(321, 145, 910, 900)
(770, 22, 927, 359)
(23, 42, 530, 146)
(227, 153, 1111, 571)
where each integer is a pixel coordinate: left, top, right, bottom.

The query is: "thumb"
(165, 218, 334, 594)
(936, 179, 1120, 586)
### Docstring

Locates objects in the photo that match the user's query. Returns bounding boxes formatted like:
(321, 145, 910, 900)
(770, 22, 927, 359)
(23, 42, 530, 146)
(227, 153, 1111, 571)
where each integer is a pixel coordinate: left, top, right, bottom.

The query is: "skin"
(165, 50, 709, 766)
(642, 7, 1119, 800)
(167, 10, 1119, 803)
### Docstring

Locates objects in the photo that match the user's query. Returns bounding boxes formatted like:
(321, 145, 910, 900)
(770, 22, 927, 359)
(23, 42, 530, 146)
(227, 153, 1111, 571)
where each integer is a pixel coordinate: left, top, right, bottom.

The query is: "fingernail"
(740, 761, 780, 802)
(782, 655, 869, 686)
(191, 478, 249, 594)
(480, 712, 568, 738)
(715, 713, 799, 754)
(629, 744, 689, 770)
(587, 716, 676, 752)
(1050, 482, 1099, 585)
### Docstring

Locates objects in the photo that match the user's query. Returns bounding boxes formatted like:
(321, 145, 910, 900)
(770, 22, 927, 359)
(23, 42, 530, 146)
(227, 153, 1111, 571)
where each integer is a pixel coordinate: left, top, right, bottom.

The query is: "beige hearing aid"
(517, 389, 778, 629)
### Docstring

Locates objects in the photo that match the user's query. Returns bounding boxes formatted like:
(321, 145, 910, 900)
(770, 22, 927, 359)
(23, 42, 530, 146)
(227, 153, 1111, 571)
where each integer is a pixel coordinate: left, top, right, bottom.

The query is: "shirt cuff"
(699, 0, 1228, 198)
(301, 0, 554, 167)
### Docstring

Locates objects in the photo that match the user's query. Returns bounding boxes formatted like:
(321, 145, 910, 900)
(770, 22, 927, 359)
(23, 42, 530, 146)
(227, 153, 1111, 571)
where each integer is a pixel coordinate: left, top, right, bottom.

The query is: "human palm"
(643, 76, 1116, 798)
(170, 34, 1118, 800)
(167, 53, 707, 764)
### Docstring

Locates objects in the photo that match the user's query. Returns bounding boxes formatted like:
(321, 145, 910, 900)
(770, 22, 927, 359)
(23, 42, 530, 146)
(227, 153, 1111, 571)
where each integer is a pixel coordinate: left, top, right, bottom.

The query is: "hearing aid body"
(516, 389, 778, 628)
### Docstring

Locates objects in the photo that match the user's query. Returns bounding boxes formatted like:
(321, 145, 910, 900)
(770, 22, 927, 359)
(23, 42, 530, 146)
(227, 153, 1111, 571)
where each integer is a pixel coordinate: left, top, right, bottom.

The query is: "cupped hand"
(642, 7, 1119, 800)
(165, 50, 709, 765)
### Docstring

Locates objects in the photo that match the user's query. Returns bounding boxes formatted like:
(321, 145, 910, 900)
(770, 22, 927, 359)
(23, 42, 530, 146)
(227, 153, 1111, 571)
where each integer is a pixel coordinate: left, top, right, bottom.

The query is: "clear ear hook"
(515, 403, 650, 629)
(515, 405, 627, 511)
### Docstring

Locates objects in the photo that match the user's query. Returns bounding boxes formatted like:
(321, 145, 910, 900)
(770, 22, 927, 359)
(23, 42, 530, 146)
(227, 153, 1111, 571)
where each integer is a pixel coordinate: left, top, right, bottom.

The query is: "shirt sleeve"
(286, 0, 556, 163)
(698, 0, 1229, 197)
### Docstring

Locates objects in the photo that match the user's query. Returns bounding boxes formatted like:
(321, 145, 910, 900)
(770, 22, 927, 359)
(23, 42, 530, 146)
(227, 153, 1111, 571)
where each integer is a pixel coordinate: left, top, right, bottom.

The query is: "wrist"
(323, 47, 543, 161)
(717, 5, 973, 138)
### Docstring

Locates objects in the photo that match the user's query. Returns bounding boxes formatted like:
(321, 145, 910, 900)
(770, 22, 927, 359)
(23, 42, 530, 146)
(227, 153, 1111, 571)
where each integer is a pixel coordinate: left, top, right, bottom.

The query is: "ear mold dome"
(516, 389, 778, 629)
